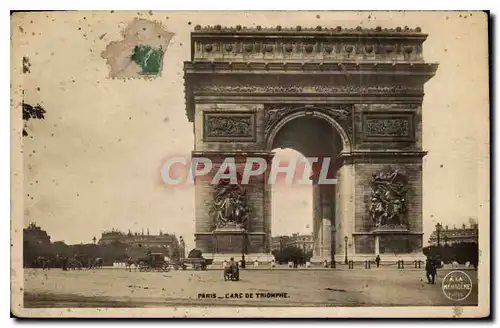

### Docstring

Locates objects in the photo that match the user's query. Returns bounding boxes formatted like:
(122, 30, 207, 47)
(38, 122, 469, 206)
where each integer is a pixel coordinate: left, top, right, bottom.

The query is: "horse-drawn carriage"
(177, 258, 212, 270)
(137, 253, 170, 272)
(224, 264, 239, 281)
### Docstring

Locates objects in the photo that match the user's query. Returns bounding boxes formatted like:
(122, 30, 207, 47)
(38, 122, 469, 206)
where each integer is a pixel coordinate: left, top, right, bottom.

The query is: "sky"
(271, 149, 313, 237)
(13, 11, 489, 252)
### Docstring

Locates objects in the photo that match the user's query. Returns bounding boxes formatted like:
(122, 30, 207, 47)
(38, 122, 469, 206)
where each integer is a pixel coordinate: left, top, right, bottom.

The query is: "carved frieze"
(264, 105, 353, 143)
(195, 41, 422, 61)
(362, 113, 414, 142)
(366, 118, 410, 137)
(204, 112, 256, 142)
(356, 104, 421, 111)
(196, 84, 424, 96)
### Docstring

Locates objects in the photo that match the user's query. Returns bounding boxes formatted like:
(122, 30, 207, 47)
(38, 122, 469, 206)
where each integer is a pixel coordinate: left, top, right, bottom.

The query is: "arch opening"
(268, 115, 344, 264)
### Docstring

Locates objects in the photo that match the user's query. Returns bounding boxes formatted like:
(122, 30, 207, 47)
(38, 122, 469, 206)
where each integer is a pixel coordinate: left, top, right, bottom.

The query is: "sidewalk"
(102, 263, 477, 271)
(205, 264, 477, 271)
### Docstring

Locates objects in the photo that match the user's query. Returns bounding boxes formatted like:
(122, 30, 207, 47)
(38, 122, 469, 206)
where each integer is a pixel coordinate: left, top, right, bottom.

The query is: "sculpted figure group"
(210, 177, 250, 230)
(369, 168, 409, 228)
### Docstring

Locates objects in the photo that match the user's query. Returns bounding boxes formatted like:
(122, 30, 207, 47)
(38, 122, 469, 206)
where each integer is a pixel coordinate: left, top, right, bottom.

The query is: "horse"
(36, 256, 52, 270)
(87, 258, 104, 270)
(68, 258, 83, 270)
(125, 257, 140, 272)
(94, 258, 103, 269)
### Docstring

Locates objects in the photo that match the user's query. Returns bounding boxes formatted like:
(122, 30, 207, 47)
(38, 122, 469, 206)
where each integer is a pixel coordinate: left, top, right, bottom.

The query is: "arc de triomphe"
(183, 25, 438, 263)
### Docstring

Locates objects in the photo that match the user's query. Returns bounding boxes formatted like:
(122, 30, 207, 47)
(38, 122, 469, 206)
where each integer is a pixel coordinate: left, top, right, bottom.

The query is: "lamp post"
(344, 236, 348, 264)
(331, 231, 336, 268)
(435, 223, 442, 248)
(302, 243, 306, 265)
(435, 223, 443, 264)
(241, 233, 247, 268)
(92, 237, 97, 262)
(179, 236, 185, 260)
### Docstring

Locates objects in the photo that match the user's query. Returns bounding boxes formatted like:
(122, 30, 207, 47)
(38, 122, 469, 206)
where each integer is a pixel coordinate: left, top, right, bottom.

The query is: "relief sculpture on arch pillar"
(208, 177, 251, 231)
(369, 167, 409, 230)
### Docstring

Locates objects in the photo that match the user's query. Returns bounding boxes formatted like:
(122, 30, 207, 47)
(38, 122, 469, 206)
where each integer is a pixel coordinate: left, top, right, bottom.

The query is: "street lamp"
(344, 236, 348, 264)
(435, 223, 442, 248)
(179, 236, 185, 260)
(302, 243, 306, 265)
(331, 231, 336, 268)
(241, 233, 247, 268)
(92, 236, 97, 262)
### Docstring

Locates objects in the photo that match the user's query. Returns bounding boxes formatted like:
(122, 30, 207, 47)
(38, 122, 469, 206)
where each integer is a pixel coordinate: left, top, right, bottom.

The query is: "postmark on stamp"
(442, 270, 473, 302)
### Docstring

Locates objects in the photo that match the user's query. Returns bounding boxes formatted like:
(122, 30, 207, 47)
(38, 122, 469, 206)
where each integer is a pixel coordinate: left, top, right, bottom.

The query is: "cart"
(224, 265, 239, 281)
(138, 253, 171, 272)
(175, 258, 213, 270)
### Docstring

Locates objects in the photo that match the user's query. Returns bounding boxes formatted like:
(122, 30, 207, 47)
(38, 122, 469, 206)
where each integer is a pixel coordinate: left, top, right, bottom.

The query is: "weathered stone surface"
(185, 27, 437, 260)
(354, 235, 375, 254)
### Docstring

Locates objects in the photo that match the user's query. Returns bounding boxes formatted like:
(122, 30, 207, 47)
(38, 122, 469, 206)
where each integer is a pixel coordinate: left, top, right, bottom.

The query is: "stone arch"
(184, 25, 438, 264)
(266, 109, 352, 154)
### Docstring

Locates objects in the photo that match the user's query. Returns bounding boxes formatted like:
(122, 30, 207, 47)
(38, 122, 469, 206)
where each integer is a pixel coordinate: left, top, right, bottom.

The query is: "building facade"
(98, 229, 179, 249)
(23, 222, 51, 245)
(271, 234, 313, 252)
(428, 223, 479, 246)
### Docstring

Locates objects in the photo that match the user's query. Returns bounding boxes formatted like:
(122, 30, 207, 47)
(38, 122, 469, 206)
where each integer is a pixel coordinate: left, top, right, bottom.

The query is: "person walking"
(240, 254, 246, 269)
(62, 256, 68, 271)
(425, 257, 437, 284)
(375, 255, 381, 268)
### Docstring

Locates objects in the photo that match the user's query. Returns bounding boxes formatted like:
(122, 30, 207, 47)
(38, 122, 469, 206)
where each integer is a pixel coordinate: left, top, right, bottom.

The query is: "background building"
(271, 233, 313, 252)
(428, 222, 479, 246)
(23, 222, 51, 245)
(98, 229, 179, 248)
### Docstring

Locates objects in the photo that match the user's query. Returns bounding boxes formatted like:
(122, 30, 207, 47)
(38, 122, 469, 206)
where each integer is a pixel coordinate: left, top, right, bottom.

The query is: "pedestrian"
(240, 254, 246, 269)
(375, 255, 381, 268)
(62, 256, 68, 271)
(425, 257, 437, 284)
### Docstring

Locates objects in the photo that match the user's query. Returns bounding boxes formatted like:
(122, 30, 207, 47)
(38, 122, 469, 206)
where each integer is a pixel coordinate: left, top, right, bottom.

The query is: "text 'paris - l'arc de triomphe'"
(183, 25, 438, 264)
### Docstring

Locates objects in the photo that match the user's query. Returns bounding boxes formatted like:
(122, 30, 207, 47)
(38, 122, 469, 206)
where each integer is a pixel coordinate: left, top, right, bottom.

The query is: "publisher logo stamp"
(442, 270, 473, 301)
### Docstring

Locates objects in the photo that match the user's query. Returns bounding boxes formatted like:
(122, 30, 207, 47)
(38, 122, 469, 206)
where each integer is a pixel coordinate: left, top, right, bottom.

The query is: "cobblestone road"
(23, 268, 478, 308)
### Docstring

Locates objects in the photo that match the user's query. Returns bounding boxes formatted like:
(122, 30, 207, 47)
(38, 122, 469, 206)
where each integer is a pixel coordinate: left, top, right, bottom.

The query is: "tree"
(271, 249, 280, 262)
(423, 242, 478, 266)
(22, 102, 46, 137)
(305, 250, 313, 262)
(51, 241, 70, 257)
(274, 246, 305, 264)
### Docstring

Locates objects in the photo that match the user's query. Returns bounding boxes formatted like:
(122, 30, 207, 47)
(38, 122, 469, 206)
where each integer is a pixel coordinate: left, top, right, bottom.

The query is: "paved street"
(23, 268, 478, 308)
